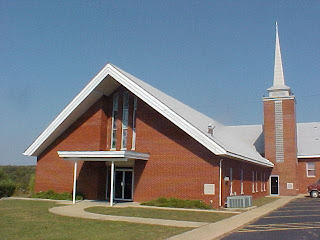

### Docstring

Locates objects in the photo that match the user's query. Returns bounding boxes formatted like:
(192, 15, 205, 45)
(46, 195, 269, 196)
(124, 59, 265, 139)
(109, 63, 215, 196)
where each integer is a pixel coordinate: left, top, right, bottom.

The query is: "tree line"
(0, 165, 36, 197)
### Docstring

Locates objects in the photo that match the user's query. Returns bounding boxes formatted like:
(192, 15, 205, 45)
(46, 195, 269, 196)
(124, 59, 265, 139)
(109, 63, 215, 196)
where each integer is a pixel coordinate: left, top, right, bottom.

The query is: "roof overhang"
(57, 150, 149, 162)
(298, 155, 320, 159)
(222, 151, 274, 168)
(23, 63, 226, 157)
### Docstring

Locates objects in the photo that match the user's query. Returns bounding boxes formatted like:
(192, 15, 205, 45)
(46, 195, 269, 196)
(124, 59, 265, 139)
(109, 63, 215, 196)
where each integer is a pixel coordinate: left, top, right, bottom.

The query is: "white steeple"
(268, 22, 291, 97)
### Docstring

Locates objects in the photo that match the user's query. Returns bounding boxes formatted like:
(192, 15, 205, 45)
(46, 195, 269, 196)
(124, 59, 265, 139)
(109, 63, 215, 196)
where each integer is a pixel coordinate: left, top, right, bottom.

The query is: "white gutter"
(298, 155, 320, 159)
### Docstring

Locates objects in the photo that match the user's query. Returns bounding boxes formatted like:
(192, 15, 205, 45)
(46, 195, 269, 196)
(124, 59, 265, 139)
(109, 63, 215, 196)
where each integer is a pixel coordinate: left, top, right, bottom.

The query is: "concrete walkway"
(167, 195, 301, 240)
(49, 200, 208, 228)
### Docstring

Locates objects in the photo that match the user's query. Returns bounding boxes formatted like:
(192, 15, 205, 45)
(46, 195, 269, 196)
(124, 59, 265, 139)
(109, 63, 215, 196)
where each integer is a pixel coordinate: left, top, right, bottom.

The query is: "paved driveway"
(223, 197, 320, 240)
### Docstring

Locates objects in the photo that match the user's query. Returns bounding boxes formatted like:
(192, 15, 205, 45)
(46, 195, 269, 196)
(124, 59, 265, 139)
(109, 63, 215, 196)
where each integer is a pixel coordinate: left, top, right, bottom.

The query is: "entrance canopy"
(57, 150, 149, 206)
(57, 150, 149, 162)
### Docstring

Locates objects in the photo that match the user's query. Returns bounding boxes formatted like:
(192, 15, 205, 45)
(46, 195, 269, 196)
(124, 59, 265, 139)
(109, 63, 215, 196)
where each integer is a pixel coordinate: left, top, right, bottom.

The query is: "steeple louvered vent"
(275, 101, 284, 162)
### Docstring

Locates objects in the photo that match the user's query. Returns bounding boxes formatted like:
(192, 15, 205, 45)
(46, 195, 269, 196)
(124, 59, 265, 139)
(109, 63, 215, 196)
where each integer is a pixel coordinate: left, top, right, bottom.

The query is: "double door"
(114, 169, 133, 201)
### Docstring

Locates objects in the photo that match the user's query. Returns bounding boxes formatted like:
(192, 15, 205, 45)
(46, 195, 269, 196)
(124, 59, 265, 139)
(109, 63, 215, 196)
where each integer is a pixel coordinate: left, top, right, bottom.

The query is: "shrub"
(0, 179, 16, 198)
(31, 190, 83, 201)
(141, 197, 210, 209)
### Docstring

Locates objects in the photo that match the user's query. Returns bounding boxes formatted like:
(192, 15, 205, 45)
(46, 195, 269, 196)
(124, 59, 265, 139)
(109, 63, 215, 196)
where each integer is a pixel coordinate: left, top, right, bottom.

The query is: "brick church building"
(24, 24, 319, 208)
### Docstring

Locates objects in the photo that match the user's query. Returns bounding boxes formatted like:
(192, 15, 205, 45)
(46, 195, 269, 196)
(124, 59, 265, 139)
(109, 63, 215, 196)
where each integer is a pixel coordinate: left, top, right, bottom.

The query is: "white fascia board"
(24, 63, 226, 157)
(62, 157, 129, 162)
(298, 155, 320, 159)
(263, 96, 295, 101)
(57, 151, 149, 160)
(23, 65, 112, 156)
(222, 151, 274, 168)
(107, 67, 227, 156)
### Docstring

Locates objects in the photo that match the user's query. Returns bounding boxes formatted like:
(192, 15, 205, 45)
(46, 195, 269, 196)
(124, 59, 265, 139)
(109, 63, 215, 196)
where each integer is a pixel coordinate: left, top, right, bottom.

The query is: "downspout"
(219, 159, 223, 207)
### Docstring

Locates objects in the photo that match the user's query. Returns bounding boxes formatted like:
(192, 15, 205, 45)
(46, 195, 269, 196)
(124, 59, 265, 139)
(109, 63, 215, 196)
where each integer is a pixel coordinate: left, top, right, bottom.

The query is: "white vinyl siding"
(307, 162, 316, 177)
(110, 93, 119, 149)
(131, 96, 137, 150)
(121, 91, 129, 149)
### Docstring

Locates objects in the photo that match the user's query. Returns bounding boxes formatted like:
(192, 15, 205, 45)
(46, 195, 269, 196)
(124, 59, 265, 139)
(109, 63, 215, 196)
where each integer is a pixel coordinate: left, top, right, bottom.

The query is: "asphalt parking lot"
(222, 197, 320, 240)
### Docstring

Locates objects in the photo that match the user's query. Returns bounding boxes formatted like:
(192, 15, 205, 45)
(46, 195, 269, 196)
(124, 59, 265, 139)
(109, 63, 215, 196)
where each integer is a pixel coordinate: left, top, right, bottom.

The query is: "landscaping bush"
(31, 190, 83, 201)
(0, 179, 16, 198)
(141, 197, 210, 209)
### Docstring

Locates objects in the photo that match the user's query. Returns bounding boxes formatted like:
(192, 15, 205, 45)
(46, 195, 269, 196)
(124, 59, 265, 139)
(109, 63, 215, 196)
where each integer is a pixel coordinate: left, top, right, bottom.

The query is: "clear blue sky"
(1, 1, 319, 165)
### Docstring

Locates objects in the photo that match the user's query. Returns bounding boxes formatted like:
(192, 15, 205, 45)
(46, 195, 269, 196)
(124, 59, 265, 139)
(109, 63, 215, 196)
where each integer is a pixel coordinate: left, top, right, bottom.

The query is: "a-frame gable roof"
(24, 63, 273, 167)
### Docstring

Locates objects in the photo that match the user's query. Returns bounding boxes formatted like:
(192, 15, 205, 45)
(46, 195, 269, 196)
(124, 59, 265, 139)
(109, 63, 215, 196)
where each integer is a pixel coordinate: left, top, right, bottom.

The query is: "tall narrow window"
(229, 168, 233, 196)
(121, 91, 129, 149)
(131, 96, 137, 150)
(261, 172, 263, 192)
(252, 171, 255, 193)
(110, 93, 119, 149)
(240, 169, 244, 195)
(255, 171, 258, 192)
(307, 162, 316, 177)
(263, 173, 266, 191)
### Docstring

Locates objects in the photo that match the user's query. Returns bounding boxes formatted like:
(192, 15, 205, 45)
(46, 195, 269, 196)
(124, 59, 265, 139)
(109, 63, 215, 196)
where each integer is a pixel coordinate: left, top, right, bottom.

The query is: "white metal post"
(72, 161, 78, 204)
(219, 159, 223, 207)
(110, 161, 115, 206)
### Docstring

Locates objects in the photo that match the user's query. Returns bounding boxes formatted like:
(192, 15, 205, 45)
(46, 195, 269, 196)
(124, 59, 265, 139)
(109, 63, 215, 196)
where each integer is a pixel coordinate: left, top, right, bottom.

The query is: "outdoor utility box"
(226, 195, 252, 208)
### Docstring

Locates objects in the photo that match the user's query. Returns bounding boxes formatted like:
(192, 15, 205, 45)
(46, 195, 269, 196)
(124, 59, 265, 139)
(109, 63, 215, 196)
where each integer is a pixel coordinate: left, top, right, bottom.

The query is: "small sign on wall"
(287, 183, 294, 189)
(204, 184, 215, 195)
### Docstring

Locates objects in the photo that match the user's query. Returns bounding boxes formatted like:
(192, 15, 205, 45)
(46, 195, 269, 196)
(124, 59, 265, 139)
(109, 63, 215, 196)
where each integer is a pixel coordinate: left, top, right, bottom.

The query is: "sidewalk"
(166, 195, 301, 240)
(49, 200, 207, 228)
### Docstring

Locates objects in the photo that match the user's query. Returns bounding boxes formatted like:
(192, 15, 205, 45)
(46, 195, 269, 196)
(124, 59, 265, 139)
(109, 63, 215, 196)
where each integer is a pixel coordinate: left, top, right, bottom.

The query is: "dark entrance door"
(114, 169, 133, 201)
(271, 176, 279, 195)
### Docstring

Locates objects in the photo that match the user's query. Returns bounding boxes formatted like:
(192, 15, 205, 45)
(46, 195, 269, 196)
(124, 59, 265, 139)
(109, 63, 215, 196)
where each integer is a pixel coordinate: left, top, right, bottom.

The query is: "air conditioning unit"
(227, 195, 252, 208)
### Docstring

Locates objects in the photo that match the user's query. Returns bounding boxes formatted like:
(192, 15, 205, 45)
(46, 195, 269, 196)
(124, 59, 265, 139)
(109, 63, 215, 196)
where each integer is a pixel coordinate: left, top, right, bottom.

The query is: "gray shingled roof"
(112, 64, 273, 166)
(226, 122, 320, 158)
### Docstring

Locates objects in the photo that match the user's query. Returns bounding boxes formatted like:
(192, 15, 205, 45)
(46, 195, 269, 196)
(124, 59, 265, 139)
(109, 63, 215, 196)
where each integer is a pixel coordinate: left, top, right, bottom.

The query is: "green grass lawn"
(86, 206, 236, 223)
(0, 199, 191, 240)
(253, 197, 280, 207)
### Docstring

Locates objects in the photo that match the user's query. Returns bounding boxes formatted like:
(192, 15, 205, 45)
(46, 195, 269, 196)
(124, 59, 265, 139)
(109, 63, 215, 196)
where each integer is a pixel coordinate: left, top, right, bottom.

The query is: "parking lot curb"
(166, 196, 301, 240)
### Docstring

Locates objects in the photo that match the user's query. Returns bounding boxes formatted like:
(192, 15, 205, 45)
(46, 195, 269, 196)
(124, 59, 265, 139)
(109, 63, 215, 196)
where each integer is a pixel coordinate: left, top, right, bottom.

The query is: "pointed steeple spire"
(268, 22, 291, 97)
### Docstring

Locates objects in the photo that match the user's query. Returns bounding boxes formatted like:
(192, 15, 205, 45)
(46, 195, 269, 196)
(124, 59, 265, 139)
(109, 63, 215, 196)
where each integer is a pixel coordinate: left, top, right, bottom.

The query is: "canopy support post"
(110, 161, 115, 206)
(72, 161, 78, 204)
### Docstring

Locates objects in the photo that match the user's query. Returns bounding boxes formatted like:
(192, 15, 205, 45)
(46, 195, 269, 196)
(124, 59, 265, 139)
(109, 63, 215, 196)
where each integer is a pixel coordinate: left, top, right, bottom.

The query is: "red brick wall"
(298, 158, 320, 194)
(133, 99, 270, 207)
(221, 159, 271, 205)
(263, 98, 298, 195)
(35, 97, 110, 199)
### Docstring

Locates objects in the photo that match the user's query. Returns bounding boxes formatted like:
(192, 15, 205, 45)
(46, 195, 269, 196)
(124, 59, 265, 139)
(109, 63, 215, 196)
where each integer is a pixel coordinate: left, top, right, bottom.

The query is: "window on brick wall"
(240, 169, 244, 195)
(307, 162, 316, 177)
(110, 93, 119, 149)
(261, 172, 263, 192)
(263, 173, 266, 191)
(230, 168, 233, 196)
(121, 91, 129, 149)
(252, 171, 255, 193)
(131, 96, 137, 150)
